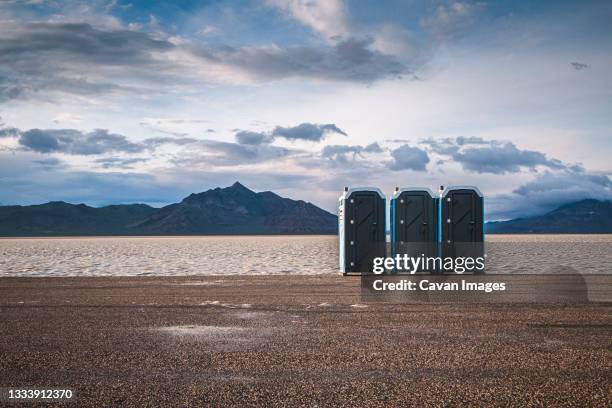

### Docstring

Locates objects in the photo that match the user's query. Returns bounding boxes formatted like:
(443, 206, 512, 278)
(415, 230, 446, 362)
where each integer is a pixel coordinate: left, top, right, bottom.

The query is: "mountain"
(132, 182, 337, 234)
(0, 201, 157, 236)
(0, 182, 337, 236)
(486, 199, 612, 234)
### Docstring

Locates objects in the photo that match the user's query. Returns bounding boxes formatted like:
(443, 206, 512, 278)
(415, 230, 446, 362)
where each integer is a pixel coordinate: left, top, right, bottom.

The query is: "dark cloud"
(32, 157, 64, 168)
(488, 169, 612, 219)
(0, 22, 410, 102)
(421, 137, 566, 174)
(0, 22, 177, 101)
(571, 62, 590, 70)
(9, 126, 200, 155)
(455, 136, 486, 145)
(272, 123, 347, 141)
(235, 130, 271, 145)
(19, 129, 61, 153)
(234, 123, 347, 145)
(363, 142, 383, 153)
(193, 38, 406, 84)
(513, 170, 611, 197)
(321, 142, 382, 162)
(0, 22, 173, 66)
(421, 136, 486, 155)
(451, 142, 564, 174)
(388, 144, 430, 171)
(421, 137, 460, 155)
(0, 117, 19, 137)
(19, 128, 144, 155)
(0, 126, 22, 138)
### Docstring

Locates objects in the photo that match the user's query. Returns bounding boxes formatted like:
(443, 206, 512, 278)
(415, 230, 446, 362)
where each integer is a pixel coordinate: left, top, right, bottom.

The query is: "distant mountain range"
(486, 199, 612, 234)
(0, 182, 337, 236)
(1, 188, 609, 236)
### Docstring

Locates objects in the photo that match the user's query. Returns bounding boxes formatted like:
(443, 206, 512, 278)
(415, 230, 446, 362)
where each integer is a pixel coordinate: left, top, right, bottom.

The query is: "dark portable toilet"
(440, 186, 484, 273)
(339, 187, 386, 275)
(390, 188, 438, 273)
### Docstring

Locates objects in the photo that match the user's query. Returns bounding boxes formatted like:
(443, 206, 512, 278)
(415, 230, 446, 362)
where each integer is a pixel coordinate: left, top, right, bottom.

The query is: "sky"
(0, 0, 611, 220)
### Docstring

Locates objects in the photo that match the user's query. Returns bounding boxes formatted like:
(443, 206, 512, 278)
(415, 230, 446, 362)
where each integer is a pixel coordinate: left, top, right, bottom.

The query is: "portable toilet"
(390, 187, 438, 273)
(339, 187, 386, 275)
(440, 186, 484, 272)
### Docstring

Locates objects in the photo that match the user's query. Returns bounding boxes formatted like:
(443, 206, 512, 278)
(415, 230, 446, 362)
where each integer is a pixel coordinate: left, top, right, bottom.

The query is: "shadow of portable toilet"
(339, 187, 386, 275)
(440, 186, 485, 274)
(390, 187, 438, 274)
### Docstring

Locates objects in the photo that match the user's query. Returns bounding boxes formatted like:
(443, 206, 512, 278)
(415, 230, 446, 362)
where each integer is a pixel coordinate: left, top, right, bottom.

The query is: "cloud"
(488, 169, 612, 219)
(0, 21, 176, 101)
(194, 38, 406, 84)
(9, 126, 200, 155)
(272, 122, 347, 141)
(451, 142, 564, 174)
(32, 157, 65, 168)
(421, 1, 486, 42)
(322, 142, 381, 157)
(94, 157, 148, 169)
(421, 137, 566, 175)
(19, 128, 145, 155)
(571, 62, 590, 70)
(234, 123, 347, 145)
(421, 136, 487, 155)
(0, 21, 409, 102)
(455, 136, 487, 145)
(0, 151, 184, 206)
(321, 142, 382, 164)
(0, 150, 318, 208)
(513, 169, 611, 197)
(0, 126, 21, 138)
(369, 24, 425, 69)
(19, 129, 61, 153)
(388, 144, 430, 171)
(143, 137, 199, 148)
(0, 22, 173, 66)
(183, 140, 291, 166)
(235, 130, 271, 145)
(266, 0, 349, 41)
(421, 137, 461, 155)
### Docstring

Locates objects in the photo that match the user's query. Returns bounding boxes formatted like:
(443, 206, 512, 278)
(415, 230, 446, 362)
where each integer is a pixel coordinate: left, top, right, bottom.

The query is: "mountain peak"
(230, 181, 248, 189)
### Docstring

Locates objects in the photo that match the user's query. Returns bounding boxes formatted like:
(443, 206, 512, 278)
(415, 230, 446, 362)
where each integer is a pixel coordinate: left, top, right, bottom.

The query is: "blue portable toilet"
(390, 187, 438, 273)
(439, 186, 484, 273)
(339, 187, 386, 275)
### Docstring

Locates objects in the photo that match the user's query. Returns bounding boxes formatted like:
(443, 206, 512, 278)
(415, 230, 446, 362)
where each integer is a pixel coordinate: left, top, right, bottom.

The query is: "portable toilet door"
(440, 186, 484, 272)
(339, 188, 386, 275)
(390, 188, 438, 273)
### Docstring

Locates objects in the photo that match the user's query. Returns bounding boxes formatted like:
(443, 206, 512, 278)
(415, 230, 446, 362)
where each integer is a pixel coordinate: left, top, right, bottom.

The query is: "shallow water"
(0, 235, 610, 276)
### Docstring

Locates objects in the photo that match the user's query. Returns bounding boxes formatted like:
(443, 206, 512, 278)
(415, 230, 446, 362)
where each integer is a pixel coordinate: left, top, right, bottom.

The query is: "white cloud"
(266, 0, 349, 41)
(421, 1, 486, 42)
(371, 24, 418, 59)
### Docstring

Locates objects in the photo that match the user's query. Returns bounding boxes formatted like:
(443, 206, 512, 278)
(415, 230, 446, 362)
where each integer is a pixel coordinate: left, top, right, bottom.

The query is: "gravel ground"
(0, 276, 610, 407)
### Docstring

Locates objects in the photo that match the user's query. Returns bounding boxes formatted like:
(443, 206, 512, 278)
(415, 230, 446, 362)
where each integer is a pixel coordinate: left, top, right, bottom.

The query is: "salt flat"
(0, 275, 610, 406)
